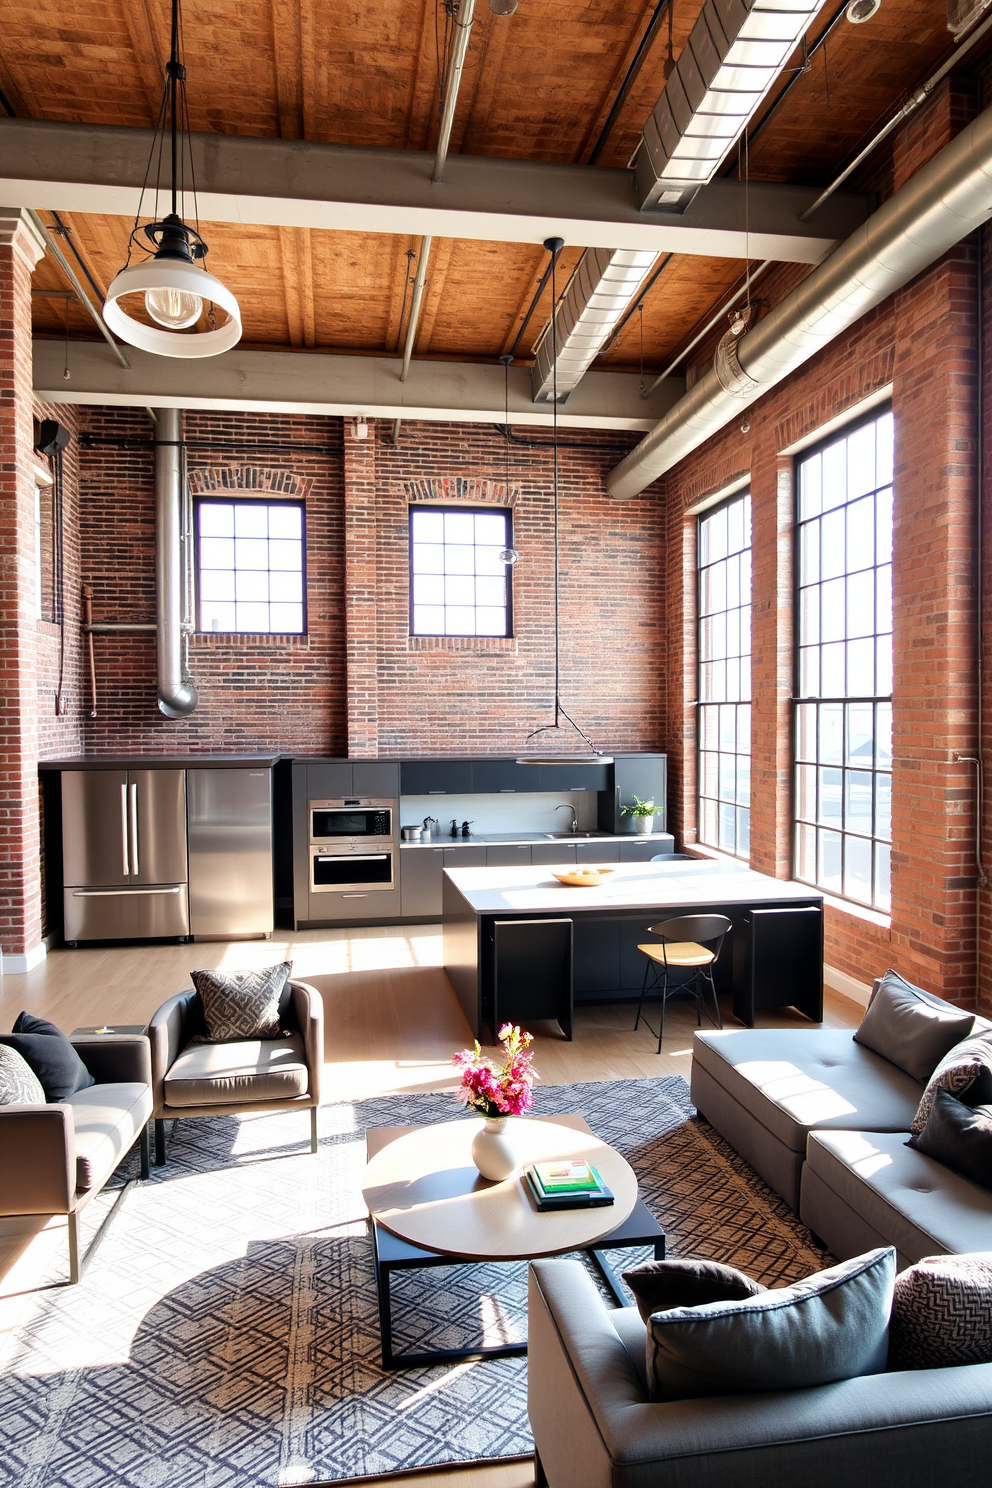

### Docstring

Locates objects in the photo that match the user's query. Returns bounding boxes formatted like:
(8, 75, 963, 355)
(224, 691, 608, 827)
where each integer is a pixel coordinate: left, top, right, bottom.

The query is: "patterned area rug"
(0, 1077, 829, 1486)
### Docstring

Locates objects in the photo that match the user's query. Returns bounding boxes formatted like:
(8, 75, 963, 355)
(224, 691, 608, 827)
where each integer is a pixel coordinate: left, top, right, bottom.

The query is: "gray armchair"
(0, 1034, 152, 1284)
(528, 1258, 992, 1488)
(148, 978, 323, 1165)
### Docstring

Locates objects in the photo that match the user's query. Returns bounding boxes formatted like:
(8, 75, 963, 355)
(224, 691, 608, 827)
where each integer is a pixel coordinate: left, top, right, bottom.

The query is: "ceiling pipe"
(432, 0, 477, 185)
(155, 406, 198, 716)
(26, 208, 130, 369)
(607, 98, 992, 499)
(641, 258, 773, 396)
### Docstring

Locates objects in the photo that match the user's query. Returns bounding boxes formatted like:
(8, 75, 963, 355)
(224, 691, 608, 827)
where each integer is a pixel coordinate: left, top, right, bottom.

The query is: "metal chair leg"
(634, 958, 651, 1031)
(154, 1118, 167, 1166)
(310, 1105, 318, 1154)
(139, 1123, 151, 1180)
(656, 966, 669, 1054)
(67, 1211, 80, 1285)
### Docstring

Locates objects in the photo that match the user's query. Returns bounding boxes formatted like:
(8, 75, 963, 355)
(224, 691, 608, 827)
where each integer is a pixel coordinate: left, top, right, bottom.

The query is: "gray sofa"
(528, 1257, 992, 1488)
(690, 985, 992, 1267)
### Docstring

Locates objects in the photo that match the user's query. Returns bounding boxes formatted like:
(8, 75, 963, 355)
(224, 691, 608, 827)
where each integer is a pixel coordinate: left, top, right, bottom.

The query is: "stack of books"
(524, 1158, 614, 1211)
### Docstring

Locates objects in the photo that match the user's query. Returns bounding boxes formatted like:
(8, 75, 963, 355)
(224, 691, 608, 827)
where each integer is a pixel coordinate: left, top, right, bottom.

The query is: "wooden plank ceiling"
(4, 0, 968, 376)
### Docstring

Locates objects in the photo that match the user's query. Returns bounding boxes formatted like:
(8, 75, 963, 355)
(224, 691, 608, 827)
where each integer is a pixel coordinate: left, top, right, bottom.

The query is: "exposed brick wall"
(77, 407, 346, 757)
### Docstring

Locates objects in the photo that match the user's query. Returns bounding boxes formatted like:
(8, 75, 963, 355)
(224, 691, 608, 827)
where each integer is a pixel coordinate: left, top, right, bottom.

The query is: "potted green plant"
(620, 793, 656, 836)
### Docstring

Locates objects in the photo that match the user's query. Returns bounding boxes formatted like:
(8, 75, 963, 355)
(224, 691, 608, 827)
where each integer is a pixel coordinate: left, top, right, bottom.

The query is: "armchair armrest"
(0, 1105, 75, 1215)
(72, 1034, 151, 1087)
(290, 979, 324, 1106)
(148, 992, 198, 1114)
(528, 1260, 992, 1488)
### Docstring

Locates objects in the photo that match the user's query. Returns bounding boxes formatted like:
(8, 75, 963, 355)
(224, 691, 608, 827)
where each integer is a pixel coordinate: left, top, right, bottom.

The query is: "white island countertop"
(443, 857, 824, 915)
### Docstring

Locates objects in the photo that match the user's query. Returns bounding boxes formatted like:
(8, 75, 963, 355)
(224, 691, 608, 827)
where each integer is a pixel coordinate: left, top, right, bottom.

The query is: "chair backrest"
(646, 914, 732, 949)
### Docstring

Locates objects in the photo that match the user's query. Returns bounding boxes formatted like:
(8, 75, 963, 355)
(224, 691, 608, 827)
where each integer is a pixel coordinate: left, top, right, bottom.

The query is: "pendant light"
(498, 353, 520, 567)
(516, 238, 613, 768)
(102, 0, 241, 358)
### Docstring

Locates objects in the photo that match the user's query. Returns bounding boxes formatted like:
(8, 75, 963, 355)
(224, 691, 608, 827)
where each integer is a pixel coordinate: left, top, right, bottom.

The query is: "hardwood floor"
(0, 926, 860, 1488)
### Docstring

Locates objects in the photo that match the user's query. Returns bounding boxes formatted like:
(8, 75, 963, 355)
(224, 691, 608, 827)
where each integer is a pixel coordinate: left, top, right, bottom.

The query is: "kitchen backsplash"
(399, 791, 598, 837)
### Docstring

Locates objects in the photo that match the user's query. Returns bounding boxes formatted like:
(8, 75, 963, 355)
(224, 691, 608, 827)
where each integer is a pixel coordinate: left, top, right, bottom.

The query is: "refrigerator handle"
(120, 783, 130, 876)
(130, 783, 140, 877)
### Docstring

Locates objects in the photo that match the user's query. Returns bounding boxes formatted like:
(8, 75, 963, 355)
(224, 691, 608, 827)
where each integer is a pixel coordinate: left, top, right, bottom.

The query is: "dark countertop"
(400, 831, 675, 849)
(39, 756, 279, 770)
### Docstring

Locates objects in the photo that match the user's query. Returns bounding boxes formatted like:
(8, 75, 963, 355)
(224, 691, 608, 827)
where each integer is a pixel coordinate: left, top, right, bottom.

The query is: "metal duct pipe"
(608, 100, 992, 500)
(155, 407, 198, 716)
(432, 0, 477, 185)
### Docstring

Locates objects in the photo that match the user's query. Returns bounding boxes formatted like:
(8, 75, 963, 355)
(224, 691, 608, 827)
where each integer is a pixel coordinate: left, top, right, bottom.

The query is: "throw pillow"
(0, 1015, 94, 1102)
(191, 963, 292, 1043)
(853, 970, 975, 1083)
(645, 1246, 895, 1402)
(908, 1088, 992, 1191)
(911, 1027, 992, 1135)
(889, 1253, 992, 1370)
(622, 1257, 766, 1324)
(0, 1043, 46, 1105)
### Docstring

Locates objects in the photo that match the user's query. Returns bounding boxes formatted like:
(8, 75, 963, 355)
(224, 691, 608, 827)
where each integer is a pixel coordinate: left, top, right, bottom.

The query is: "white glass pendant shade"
(104, 259, 242, 358)
(145, 286, 202, 329)
(499, 547, 519, 566)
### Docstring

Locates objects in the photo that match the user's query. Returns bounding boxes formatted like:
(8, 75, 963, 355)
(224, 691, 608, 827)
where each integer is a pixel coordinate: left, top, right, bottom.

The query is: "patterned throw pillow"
(911, 1029, 992, 1135)
(622, 1257, 766, 1324)
(889, 1253, 992, 1370)
(190, 963, 292, 1043)
(0, 1043, 46, 1105)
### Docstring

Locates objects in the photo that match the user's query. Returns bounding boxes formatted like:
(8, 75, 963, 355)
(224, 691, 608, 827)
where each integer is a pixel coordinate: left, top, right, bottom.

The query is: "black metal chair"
(633, 913, 731, 1053)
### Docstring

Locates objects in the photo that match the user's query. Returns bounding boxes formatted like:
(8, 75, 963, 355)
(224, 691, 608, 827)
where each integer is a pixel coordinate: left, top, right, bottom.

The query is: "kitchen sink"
(543, 831, 603, 839)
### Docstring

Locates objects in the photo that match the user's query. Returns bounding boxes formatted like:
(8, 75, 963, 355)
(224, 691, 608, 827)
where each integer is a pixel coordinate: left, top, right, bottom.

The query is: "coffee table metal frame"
(366, 1117, 665, 1370)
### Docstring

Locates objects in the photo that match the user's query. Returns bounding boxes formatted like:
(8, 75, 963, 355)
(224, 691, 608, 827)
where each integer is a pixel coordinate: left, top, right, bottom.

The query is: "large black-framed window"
(697, 491, 751, 857)
(409, 506, 513, 637)
(793, 407, 893, 912)
(194, 497, 306, 634)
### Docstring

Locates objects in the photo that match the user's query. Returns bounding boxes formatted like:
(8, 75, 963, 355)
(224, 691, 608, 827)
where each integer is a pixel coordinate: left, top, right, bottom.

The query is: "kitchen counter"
(40, 756, 279, 770)
(400, 832, 673, 848)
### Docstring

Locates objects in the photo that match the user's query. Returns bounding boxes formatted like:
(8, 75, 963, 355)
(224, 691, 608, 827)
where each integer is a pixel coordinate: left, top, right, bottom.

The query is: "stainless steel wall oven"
(309, 799, 393, 842)
(308, 797, 396, 893)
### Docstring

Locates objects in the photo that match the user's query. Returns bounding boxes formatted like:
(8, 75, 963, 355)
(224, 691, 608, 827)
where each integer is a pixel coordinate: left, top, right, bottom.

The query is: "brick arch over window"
(187, 466, 315, 500)
(403, 477, 518, 506)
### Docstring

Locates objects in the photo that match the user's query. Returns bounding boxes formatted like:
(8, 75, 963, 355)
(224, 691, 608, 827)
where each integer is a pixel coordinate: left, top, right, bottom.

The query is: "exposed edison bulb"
(144, 287, 203, 329)
(499, 547, 520, 566)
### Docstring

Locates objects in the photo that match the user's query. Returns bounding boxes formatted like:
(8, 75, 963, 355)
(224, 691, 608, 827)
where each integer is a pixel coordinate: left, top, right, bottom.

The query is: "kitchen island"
(442, 857, 824, 1041)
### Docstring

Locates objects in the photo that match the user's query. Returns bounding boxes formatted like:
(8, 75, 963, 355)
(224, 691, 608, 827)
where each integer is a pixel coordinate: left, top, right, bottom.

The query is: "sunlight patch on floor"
(214, 928, 444, 979)
(325, 1059, 461, 1101)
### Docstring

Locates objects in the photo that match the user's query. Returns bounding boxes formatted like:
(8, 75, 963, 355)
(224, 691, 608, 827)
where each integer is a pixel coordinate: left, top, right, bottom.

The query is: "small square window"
(409, 506, 512, 637)
(194, 498, 305, 634)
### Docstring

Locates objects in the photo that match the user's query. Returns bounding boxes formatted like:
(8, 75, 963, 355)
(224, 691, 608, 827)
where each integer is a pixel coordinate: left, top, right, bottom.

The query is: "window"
(794, 408, 893, 911)
(195, 498, 305, 634)
(409, 506, 512, 637)
(697, 492, 751, 857)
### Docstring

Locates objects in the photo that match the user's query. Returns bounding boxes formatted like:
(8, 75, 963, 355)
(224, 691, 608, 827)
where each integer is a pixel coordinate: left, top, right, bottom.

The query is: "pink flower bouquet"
(453, 1023, 538, 1118)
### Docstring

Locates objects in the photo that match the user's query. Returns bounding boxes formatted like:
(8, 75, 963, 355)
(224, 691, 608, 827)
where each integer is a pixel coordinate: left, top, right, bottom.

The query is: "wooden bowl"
(551, 868, 616, 888)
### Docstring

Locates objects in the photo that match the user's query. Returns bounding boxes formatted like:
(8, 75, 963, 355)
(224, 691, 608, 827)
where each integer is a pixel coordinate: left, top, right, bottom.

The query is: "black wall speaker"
(37, 420, 72, 457)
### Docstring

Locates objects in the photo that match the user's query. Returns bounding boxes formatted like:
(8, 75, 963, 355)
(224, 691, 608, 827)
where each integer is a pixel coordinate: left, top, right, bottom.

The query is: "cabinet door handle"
(342, 893, 368, 899)
(130, 783, 139, 877)
(120, 784, 129, 876)
(428, 790, 446, 794)
(72, 886, 182, 897)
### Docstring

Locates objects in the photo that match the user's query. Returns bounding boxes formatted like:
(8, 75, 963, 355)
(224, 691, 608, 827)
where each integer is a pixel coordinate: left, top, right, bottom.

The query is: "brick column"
(0, 207, 47, 965)
(343, 419, 379, 757)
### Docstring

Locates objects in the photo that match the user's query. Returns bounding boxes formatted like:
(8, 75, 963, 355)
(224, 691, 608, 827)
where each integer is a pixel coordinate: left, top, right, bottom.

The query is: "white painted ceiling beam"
(1, 118, 868, 264)
(34, 339, 685, 431)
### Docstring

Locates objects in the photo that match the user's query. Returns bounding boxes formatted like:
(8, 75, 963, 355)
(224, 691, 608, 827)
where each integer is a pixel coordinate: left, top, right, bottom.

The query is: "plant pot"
(633, 815, 655, 835)
(471, 1116, 519, 1180)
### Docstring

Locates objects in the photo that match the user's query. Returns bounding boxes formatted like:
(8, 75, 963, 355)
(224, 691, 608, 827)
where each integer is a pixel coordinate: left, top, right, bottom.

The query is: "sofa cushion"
(66, 1082, 152, 1192)
(692, 1029, 924, 1154)
(909, 1088, 992, 1191)
(889, 1253, 992, 1370)
(190, 963, 292, 1043)
(163, 1032, 309, 1108)
(0, 1044, 45, 1105)
(644, 1247, 894, 1402)
(853, 971, 975, 1083)
(911, 1028, 992, 1135)
(805, 1129, 992, 1261)
(1, 1016, 94, 1101)
(621, 1257, 766, 1323)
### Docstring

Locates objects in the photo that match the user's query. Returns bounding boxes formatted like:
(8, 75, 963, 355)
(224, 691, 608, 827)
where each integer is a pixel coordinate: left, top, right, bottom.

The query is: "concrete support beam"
(1, 118, 869, 264)
(35, 339, 685, 430)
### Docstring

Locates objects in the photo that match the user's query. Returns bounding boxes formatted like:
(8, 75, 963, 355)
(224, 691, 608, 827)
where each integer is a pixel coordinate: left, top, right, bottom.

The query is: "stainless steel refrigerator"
(62, 768, 190, 942)
(187, 766, 273, 938)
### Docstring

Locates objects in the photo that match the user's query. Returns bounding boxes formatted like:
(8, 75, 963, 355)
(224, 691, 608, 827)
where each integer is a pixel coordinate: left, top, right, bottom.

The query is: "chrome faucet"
(422, 815, 439, 838)
(556, 803, 578, 834)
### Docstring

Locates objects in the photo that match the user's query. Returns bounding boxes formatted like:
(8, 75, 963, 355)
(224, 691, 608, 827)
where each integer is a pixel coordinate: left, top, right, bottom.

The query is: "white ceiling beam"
(34, 339, 685, 430)
(1, 118, 868, 264)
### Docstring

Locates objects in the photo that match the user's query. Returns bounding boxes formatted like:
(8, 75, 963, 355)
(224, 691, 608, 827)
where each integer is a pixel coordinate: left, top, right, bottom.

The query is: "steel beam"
(2, 118, 868, 264)
(35, 339, 684, 430)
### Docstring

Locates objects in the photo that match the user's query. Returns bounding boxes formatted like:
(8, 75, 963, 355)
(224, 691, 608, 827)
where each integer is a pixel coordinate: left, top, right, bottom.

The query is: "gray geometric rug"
(0, 1077, 829, 1487)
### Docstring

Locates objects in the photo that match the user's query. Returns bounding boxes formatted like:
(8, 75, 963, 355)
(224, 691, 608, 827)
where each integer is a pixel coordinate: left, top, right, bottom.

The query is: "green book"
(530, 1159, 603, 1194)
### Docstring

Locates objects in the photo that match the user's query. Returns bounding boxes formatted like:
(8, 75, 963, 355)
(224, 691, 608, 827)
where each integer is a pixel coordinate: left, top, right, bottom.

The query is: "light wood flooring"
(0, 925, 860, 1488)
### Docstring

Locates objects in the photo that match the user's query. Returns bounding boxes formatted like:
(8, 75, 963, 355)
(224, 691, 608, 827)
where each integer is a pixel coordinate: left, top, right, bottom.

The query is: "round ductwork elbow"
(158, 681, 199, 719)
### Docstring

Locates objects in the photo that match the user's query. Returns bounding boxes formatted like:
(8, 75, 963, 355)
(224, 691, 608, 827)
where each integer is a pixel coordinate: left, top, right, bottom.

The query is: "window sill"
(817, 890, 891, 931)
(408, 635, 518, 652)
(192, 632, 309, 647)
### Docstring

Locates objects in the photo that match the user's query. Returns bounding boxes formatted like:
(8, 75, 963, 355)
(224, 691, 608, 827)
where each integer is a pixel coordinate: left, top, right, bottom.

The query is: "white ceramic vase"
(633, 815, 655, 835)
(471, 1116, 519, 1180)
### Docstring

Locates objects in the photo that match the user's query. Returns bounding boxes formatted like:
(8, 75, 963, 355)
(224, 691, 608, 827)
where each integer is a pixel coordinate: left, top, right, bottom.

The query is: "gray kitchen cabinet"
(307, 760, 354, 798)
(573, 919, 620, 998)
(443, 846, 487, 868)
(485, 844, 532, 868)
(400, 760, 474, 795)
(401, 846, 444, 918)
(619, 836, 675, 862)
(352, 760, 399, 796)
(600, 754, 668, 834)
(531, 843, 577, 865)
(575, 841, 620, 863)
(308, 884, 402, 923)
(471, 761, 539, 794)
(537, 762, 610, 792)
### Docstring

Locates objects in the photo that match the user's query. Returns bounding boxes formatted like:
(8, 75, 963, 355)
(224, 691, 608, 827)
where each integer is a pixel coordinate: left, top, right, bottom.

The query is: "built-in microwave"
(310, 845, 395, 892)
(309, 799, 393, 843)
